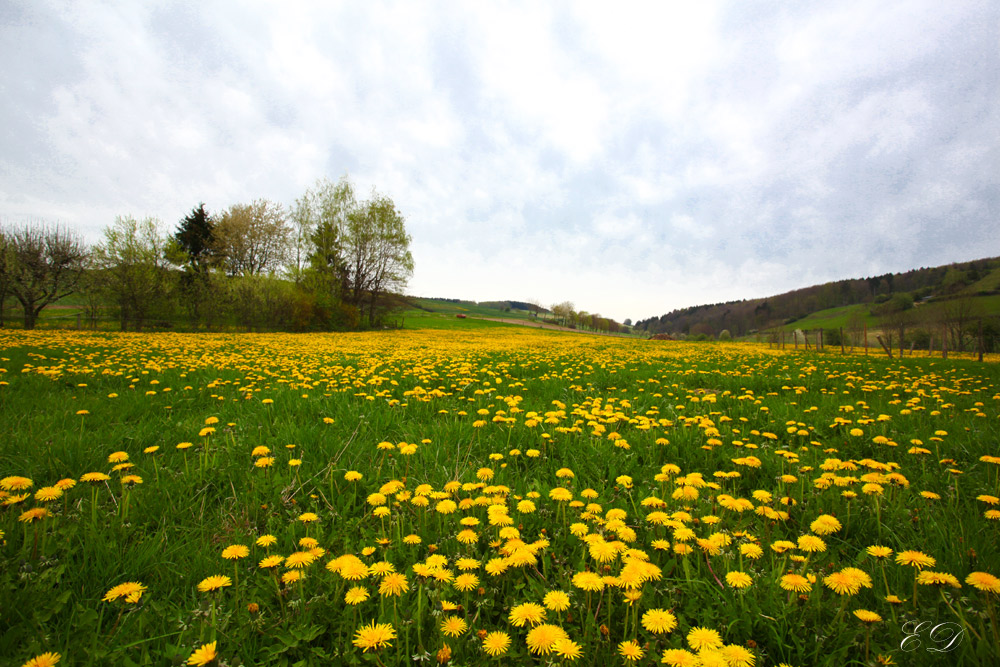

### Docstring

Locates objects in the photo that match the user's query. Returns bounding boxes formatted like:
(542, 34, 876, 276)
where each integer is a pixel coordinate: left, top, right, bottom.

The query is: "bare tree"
(4, 223, 88, 329)
(0, 228, 10, 326)
(845, 309, 866, 347)
(940, 296, 983, 352)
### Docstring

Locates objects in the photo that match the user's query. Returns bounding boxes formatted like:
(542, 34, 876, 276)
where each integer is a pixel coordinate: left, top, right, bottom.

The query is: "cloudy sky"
(2, 1, 999, 322)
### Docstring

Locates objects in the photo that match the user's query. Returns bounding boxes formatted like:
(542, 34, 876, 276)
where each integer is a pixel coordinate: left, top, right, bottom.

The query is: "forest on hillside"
(634, 257, 1000, 352)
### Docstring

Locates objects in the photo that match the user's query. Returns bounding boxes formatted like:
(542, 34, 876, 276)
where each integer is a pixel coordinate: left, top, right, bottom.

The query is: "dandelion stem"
(940, 589, 982, 642)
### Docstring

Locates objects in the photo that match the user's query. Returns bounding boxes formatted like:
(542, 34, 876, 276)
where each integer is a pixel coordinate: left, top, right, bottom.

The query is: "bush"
(718, 329, 731, 341)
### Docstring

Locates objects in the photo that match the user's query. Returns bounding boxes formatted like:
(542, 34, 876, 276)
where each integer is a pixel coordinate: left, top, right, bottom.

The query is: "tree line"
(0, 176, 414, 331)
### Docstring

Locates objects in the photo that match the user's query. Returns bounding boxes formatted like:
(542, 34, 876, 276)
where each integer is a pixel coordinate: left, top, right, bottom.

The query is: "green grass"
(1, 328, 999, 666)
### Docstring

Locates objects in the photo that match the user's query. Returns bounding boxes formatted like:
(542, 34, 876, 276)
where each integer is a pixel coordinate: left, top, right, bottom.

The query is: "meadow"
(1, 323, 999, 667)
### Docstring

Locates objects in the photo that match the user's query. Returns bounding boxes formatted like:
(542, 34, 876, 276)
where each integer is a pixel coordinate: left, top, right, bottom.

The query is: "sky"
(2, 1, 999, 323)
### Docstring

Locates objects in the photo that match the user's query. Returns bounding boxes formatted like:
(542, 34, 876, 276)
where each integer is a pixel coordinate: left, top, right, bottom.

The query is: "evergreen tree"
(174, 203, 215, 272)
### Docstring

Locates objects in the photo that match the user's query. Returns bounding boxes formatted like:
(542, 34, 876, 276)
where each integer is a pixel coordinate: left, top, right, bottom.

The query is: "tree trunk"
(876, 335, 893, 359)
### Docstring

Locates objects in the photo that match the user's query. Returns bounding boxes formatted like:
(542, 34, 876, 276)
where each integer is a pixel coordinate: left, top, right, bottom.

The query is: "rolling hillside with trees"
(634, 257, 1000, 353)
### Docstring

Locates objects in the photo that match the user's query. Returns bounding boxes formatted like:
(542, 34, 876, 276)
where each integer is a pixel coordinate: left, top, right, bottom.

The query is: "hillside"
(634, 257, 1000, 350)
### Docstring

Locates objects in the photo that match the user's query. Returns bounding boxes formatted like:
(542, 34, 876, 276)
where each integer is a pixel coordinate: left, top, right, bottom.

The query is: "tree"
(343, 190, 413, 327)
(0, 228, 10, 326)
(213, 199, 291, 276)
(873, 293, 913, 357)
(301, 177, 355, 295)
(551, 301, 575, 327)
(91, 216, 171, 331)
(940, 296, 983, 352)
(846, 309, 866, 347)
(4, 223, 88, 329)
(173, 203, 215, 272)
(172, 204, 218, 326)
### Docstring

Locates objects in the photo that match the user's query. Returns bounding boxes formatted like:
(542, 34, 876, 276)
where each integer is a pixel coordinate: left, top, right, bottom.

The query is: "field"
(2, 323, 999, 667)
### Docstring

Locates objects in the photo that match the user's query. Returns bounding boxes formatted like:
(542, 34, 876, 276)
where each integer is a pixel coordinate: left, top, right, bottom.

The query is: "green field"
(2, 323, 999, 666)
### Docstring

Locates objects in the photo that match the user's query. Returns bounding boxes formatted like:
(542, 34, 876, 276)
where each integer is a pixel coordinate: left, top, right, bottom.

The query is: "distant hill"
(634, 257, 1000, 349)
(408, 297, 546, 318)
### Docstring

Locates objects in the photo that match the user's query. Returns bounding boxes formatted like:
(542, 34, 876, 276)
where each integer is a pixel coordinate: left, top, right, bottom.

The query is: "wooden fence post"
(978, 319, 984, 362)
(840, 327, 845, 355)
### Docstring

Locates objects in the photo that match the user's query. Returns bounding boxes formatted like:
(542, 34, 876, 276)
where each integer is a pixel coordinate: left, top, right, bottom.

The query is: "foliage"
(90, 216, 173, 331)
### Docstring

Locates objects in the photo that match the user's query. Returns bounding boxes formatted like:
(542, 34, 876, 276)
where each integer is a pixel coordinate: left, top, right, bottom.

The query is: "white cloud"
(1, 0, 999, 323)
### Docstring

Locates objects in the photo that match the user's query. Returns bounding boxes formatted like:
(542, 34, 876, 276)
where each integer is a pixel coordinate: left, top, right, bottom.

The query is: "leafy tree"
(550, 301, 575, 326)
(91, 216, 171, 331)
(302, 177, 356, 299)
(343, 190, 413, 327)
(3, 223, 88, 329)
(213, 199, 291, 276)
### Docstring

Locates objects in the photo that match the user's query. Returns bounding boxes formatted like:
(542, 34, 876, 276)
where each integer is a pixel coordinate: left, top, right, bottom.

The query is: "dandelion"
(553, 638, 583, 661)
(103, 581, 147, 604)
(687, 627, 723, 651)
(525, 623, 569, 656)
(378, 572, 409, 597)
(19, 507, 50, 523)
(661, 648, 700, 666)
(825, 571, 861, 596)
(809, 514, 842, 535)
(618, 640, 644, 661)
(197, 575, 232, 593)
(221, 545, 249, 560)
(642, 608, 677, 634)
(867, 545, 893, 559)
(509, 602, 547, 627)
(440, 616, 468, 637)
(482, 631, 511, 656)
(720, 644, 756, 667)
(186, 641, 217, 666)
(896, 550, 935, 570)
(572, 571, 604, 592)
(780, 574, 812, 593)
(345, 586, 370, 605)
(352, 621, 396, 653)
(21, 653, 61, 667)
(259, 555, 284, 569)
(726, 571, 753, 589)
(966, 572, 1000, 594)
(797, 535, 826, 553)
(916, 571, 961, 588)
(284, 551, 317, 569)
(454, 573, 479, 592)
(34, 487, 62, 502)
(544, 590, 571, 612)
